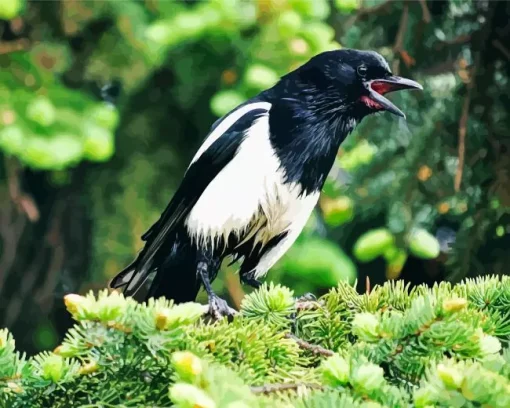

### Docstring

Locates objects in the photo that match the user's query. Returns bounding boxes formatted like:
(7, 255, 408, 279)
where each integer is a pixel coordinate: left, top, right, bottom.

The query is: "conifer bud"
(79, 360, 99, 375)
(64, 294, 87, 315)
(172, 351, 203, 381)
(155, 308, 171, 330)
(479, 334, 501, 356)
(41, 354, 64, 382)
(352, 363, 385, 392)
(54, 343, 75, 358)
(96, 291, 127, 322)
(169, 383, 216, 408)
(442, 297, 468, 313)
(436, 363, 463, 389)
(413, 385, 435, 407)
(321, 354, 350, 386)
(352, 313, 380, 341)
(5, 382, 22, 394)
(171, 302, 209, 324)
(156, 303, 207, 330)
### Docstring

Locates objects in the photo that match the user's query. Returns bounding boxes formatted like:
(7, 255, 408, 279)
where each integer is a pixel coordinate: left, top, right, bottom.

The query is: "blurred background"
(0, 0, 509, 355)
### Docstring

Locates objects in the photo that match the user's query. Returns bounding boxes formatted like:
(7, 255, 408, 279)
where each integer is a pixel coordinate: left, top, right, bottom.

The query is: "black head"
(280, 49, 422, 119)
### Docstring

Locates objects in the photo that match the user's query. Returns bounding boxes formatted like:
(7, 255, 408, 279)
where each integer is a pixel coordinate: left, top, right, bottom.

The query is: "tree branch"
(434, 34, 472, 50)
(250, 382, 323, 394)
(393, 3, 410, 73)
(419, 0, 431, 23)
(0, 39, 30, 55)
(356, 0, 394, 20)
(454, 59, 478, 192)
(493, 39, 510, 60)
(5, 158, 40, 222)
(285, 333, 334, 357)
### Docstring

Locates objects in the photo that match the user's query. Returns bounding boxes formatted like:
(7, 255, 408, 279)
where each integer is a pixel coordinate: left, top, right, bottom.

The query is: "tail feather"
(108, 255, 153, 298)
(109, 261, 136, 290)
(109, 234, 201, 304)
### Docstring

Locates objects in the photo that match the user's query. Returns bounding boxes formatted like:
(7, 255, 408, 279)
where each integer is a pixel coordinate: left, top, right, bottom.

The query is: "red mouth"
(360, 76, 422, 118)
(370, 81, 394, 95)
(361, 81, 391, 109)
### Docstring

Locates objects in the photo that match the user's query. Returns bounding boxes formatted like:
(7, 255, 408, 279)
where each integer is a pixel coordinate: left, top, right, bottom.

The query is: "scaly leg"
(197, 261, 236, 320)
(291, 293, 318, 333)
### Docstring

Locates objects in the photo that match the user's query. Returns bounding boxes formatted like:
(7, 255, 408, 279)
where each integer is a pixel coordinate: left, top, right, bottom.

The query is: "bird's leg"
(296, 292, 317, 303)
(197, 260, 236, 320)
(291, 293, 318, 334)
(240, 270, 262, 289)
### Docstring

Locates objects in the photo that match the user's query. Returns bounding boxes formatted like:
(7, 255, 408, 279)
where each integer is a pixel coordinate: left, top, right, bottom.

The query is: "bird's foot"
(240, 274, 262, 289)
(207, 295, 237, 321)
(291, 293, 319, 334)
(296, 292, 317, 303)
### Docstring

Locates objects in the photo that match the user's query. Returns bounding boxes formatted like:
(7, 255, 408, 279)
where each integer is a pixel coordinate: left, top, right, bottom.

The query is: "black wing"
(112, 106, 270, 294)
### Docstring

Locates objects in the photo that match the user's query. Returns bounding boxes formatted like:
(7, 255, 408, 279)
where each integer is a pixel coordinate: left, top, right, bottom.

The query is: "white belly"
(185, 114, 320, 269)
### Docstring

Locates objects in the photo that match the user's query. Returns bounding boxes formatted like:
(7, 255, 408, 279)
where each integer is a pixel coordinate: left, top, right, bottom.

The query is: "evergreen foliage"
(2, 276, 510, 407)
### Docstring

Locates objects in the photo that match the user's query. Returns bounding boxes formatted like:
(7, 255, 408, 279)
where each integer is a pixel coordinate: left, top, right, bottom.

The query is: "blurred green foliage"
(0, 0, 509, 354)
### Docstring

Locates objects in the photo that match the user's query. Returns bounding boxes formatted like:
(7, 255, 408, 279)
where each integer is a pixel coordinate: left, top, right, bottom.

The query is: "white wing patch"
(186, 111, 276, 249)
(185, 101, 320, 276)
(189, 101, 272, 166)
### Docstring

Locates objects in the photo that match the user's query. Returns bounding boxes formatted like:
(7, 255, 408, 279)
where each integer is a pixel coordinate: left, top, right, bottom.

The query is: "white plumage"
(185, 102, 320, 278)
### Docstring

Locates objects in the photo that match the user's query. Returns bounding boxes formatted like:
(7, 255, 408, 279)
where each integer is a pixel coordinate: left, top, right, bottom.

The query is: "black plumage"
(109, 49, 422, 318)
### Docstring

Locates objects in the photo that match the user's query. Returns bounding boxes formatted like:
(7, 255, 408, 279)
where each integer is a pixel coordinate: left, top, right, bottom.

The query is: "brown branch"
(493, 39, 510, 61)
(356, 0, 394, 20)
(250, 382, 323, 395)
(393, 3, 410, 74)
(454, 60, 477, 192)
(342, 0, 393, 33)
(285, 333, 334, 357)
(434, 34, 472, 50)
(0, 39, 30, 55)
(5, 158, 40, 222)
(419, 0, 431, 23)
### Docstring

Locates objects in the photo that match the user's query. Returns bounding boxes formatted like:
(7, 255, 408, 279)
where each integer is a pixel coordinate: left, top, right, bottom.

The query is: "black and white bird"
(109, 49, 422, 317)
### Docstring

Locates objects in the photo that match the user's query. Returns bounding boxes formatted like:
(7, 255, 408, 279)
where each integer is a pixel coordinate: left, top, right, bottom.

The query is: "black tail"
(109, 234, 201, 303)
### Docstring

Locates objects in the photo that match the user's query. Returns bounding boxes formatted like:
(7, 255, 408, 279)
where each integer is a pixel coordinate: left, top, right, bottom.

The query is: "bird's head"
(285, 49, 422, 120)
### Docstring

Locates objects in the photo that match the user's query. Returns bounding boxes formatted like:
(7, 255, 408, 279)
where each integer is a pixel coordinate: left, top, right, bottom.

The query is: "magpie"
(109, 49, 422, 318)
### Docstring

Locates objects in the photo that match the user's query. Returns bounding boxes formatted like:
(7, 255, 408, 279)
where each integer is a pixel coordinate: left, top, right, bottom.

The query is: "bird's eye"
(357, 65, 367, 77)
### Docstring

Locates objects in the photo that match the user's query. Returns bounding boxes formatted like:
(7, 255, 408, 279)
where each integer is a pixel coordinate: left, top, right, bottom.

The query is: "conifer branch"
(285, 333, 334, 357)
(250, 382, 323, 394)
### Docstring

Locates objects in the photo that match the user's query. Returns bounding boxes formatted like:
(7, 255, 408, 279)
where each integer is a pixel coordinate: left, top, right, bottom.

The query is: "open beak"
(364, 76, 423, 119)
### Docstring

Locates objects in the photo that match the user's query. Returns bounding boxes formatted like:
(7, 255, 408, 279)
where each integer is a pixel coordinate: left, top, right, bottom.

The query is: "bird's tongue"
(360, 95, 384, 109)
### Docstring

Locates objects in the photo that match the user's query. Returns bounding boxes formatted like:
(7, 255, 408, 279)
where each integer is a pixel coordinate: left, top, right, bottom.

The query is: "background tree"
(0, 0, 509, 354)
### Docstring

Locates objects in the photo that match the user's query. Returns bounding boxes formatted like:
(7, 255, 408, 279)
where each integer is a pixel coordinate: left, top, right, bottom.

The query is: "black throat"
(264, 93, 358, 196)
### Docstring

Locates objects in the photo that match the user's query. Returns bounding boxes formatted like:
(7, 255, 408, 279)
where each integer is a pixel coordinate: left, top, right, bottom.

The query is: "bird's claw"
(297, 292, 317, 302)
(291, 293, 318, 334)
(207, 296, 237, 321)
